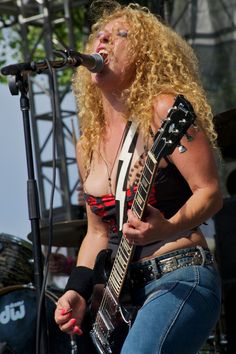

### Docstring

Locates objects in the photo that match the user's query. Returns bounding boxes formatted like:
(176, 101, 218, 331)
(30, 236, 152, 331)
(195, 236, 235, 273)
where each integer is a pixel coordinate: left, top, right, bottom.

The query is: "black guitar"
(89, 95, 196, 354)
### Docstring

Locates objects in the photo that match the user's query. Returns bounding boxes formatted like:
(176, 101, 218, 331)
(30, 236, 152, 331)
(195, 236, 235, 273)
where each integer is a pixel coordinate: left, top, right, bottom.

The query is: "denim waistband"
(129, 246, 214, 288)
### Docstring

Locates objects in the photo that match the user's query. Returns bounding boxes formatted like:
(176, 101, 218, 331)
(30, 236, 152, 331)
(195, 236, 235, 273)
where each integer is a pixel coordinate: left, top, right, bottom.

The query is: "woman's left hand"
(123, 205, 174, 245)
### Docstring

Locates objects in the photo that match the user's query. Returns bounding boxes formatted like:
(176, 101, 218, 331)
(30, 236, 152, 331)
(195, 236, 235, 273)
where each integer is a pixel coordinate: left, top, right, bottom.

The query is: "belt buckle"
(161, 256, 179, 273)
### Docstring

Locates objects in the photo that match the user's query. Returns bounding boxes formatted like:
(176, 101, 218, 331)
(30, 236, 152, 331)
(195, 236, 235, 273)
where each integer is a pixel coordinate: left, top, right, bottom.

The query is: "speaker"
(214, 197, 236, 353)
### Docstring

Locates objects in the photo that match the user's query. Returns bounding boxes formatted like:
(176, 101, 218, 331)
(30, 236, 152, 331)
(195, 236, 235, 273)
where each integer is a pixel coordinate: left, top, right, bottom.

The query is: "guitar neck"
(107, 150, 159, 298)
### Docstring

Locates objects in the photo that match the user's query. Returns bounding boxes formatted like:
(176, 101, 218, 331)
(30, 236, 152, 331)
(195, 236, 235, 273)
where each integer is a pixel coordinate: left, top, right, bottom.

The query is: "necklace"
(100, 124, 127, 194)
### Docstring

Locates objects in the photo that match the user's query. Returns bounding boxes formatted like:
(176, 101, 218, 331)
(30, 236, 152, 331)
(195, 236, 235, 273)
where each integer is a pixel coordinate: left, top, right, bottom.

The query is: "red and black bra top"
(84, 161, 192, 237)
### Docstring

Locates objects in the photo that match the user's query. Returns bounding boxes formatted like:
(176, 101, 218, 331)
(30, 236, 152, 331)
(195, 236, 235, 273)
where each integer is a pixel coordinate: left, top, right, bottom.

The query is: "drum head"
(0, 233, 33, 287)
(0, 285, 73, 354)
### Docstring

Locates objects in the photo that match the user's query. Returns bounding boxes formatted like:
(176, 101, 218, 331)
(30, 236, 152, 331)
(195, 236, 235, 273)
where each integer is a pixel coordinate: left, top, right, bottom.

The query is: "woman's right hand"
(54, 290, 87, 335)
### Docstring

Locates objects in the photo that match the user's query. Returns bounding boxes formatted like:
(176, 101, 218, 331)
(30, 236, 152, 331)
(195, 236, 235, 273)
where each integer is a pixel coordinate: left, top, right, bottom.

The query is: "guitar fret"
(147, 150, 157, 164)
(139, 184, 148, 199)
(132, 200, 142, 218)
(122, 239, 132, 254)
(141, 173, 149, 188)
(106, 285, 118, 306)
(118, 247, 129, 262)
(113, 260, 125, 278)
(112, 267, 123, 283)
(116, 255, 126, 271)
(143, 166, 152, 181)
(109, 278, 120, 296)
(109, 274, 119, 289)
(135, 198, 144, 212)
(122, 248, 130, 263)
(114, 256, 124, 271)
(111, 273, 122, 289)
(136, 191, 144, 208)
(111, 265, 123, 282)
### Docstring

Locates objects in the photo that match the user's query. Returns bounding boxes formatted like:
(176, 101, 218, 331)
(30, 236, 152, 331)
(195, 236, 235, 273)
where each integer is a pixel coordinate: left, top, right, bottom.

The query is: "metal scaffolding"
(1, 0, 90, 225)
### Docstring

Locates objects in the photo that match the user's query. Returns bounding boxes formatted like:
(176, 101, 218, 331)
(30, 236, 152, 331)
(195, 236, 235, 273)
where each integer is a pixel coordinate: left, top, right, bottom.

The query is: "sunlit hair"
(73, 2, 217, 172)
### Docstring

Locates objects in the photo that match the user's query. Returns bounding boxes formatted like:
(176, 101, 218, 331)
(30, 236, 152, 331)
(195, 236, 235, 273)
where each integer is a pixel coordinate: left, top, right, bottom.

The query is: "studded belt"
(129, 246, 214, 288)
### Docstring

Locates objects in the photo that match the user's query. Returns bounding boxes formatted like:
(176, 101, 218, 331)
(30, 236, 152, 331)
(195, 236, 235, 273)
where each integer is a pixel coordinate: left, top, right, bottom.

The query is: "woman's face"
(90, 17, 136, 92)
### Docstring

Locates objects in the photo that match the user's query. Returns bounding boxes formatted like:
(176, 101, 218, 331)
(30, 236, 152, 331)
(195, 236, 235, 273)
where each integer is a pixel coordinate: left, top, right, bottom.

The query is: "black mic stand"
(8, 73, 49, 354)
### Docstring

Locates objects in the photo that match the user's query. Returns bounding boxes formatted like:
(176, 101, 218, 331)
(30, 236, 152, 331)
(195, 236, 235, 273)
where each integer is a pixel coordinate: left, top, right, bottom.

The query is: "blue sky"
(1, 82, 31, 241)
(0, 79, 79, 244)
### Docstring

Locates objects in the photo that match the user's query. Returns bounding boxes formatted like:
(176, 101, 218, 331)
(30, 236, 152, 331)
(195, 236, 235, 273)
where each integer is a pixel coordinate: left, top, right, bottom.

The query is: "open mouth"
(98, 50, 109, 64)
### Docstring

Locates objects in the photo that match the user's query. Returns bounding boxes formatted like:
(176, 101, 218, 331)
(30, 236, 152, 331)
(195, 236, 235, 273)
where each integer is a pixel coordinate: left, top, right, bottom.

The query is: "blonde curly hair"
(73, 2, 217, 171)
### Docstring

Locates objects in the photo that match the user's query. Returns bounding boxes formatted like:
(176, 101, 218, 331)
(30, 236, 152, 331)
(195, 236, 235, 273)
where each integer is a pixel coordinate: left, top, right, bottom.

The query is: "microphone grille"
(90, 53, 104, 73)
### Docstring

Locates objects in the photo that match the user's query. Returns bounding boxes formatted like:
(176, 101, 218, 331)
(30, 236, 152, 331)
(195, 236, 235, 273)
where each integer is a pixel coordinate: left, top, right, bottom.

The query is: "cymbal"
(27, 219, 87, 247)
(213, 108, 236, 159)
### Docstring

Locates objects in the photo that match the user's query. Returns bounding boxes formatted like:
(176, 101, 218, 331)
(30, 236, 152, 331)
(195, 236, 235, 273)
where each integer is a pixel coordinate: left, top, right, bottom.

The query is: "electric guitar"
(89, 95, 197, 354)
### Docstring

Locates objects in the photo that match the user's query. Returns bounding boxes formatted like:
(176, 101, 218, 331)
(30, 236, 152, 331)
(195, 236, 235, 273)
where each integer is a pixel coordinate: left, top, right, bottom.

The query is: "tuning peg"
(178, 144, 187, 153)
(167, 106, 177, 114)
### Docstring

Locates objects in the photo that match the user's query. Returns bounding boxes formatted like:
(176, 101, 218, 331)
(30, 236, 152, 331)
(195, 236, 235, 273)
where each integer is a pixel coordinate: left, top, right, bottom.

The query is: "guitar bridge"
(90, 324, 113, 354)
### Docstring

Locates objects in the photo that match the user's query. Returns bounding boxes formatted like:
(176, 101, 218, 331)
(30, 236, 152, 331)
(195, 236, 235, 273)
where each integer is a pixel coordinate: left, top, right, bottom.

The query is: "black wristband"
(64, 266, 93, 302)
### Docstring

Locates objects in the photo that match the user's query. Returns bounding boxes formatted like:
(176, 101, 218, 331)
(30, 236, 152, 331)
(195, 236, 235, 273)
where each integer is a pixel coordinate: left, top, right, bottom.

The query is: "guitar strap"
(115, 120, 138, 233)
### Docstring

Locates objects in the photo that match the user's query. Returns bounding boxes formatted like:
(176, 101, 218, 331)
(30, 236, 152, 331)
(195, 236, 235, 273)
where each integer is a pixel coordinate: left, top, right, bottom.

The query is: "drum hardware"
(27, 219, 87, 247)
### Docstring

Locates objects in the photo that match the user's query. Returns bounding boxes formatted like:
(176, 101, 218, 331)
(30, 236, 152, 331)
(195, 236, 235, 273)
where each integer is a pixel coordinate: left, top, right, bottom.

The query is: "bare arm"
(123, 94, 223, 244)
(54, 138, 109, 335)
(76, 203, 109, 268)
(76, 138, 109, 267)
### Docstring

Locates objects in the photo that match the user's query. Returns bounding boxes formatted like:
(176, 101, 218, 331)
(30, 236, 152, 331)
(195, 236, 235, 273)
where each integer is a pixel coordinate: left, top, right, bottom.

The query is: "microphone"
(0, 51, 104, 76)
(66, 51, 104, 73)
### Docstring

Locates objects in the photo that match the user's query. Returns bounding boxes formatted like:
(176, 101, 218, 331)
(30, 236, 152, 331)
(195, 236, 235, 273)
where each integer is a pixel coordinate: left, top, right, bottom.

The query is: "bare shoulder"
(152, 94, 176, 130)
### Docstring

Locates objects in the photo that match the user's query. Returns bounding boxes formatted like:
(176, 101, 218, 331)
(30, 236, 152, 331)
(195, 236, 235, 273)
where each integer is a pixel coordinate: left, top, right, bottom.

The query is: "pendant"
(108, 177, 112, 194)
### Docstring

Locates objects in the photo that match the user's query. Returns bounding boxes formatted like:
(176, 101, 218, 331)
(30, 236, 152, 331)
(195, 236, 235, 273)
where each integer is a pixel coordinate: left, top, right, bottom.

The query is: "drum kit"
(0, 219, 87, 354)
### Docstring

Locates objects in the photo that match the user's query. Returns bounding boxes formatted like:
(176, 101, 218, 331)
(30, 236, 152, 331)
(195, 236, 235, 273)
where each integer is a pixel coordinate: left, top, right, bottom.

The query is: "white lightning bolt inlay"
(116, 121, 138, 231)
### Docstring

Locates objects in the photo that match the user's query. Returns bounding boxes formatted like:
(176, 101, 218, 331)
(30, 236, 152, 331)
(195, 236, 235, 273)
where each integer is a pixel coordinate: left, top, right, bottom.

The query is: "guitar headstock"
(151, 95, 196, 159)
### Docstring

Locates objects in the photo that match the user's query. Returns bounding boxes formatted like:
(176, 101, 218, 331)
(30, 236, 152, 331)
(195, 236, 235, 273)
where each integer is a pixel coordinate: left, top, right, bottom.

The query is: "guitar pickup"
(97, 309, 115, 335)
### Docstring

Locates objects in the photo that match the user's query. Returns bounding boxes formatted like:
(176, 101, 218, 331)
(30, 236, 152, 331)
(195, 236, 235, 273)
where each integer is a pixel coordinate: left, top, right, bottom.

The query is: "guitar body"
(89, 249, 137, 354)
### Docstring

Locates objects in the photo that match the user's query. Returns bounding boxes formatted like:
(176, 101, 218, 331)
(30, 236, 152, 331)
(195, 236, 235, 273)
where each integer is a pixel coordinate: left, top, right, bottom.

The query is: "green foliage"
(0, 14, 20, 82)
(0, 6, 86, 85)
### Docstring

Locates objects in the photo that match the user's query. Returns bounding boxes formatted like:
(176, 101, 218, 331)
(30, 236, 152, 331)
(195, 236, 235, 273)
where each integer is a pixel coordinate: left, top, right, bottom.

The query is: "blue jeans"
(121, 263, 221, 354)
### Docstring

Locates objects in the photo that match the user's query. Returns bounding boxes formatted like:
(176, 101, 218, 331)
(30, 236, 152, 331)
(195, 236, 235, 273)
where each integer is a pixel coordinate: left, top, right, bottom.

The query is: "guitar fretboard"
(107, 150, 158, 298)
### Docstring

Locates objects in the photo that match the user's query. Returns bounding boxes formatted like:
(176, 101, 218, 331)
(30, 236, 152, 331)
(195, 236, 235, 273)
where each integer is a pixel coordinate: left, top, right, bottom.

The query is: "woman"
(54, 2, 222, 353)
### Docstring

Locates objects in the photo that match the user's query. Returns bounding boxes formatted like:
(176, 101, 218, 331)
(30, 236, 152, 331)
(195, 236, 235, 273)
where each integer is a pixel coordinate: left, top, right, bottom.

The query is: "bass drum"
(0, 285, 77, 354)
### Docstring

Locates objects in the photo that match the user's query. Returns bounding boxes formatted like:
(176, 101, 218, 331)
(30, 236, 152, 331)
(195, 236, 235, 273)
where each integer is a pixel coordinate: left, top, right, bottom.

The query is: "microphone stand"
(0, 49, 104, 353)
(8, 73, 49, 354)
